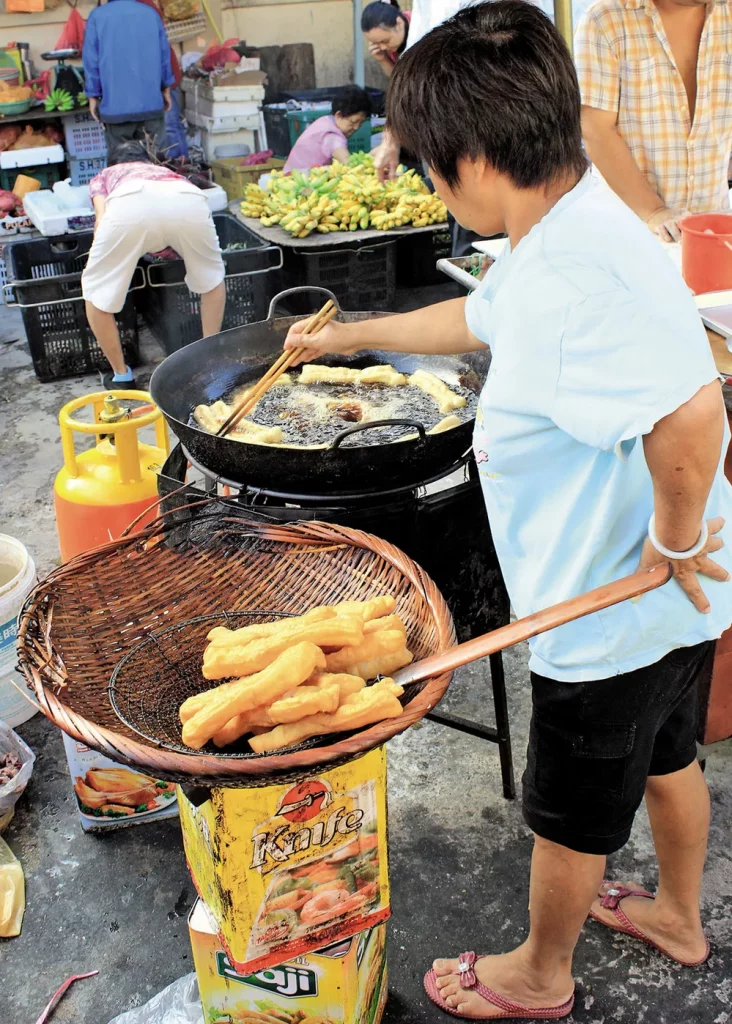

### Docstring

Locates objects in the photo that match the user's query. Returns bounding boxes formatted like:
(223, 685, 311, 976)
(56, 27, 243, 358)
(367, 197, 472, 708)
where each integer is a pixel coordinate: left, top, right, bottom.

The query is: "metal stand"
(425, 652, 516, 800)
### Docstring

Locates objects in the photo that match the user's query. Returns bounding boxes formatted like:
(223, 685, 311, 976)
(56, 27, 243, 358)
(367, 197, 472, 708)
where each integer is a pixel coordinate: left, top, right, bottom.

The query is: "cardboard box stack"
(179, 746, 390, 1022)
(182, 63, 267, 163)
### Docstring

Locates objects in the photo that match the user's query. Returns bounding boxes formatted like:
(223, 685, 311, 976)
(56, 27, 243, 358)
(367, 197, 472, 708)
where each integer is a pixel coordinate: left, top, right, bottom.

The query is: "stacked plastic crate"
(181, 63, 265, 163)
(63, 111, 108, 187)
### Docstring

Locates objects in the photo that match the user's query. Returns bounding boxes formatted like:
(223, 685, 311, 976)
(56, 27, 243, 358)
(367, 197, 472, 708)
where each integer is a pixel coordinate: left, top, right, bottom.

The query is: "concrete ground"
(2, 294, 732, 1024)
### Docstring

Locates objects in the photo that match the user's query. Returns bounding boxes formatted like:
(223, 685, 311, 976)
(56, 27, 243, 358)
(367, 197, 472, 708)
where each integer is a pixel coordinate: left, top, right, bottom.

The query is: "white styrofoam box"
(24, 189, 94, 236)
(200, 128, 257, 163)
(186, 108, 260, 134)
(204, 183, 228, 212)
(186, 95, 260, 120)
(181, 78, 264, 103)
(0, 144, 65, 170)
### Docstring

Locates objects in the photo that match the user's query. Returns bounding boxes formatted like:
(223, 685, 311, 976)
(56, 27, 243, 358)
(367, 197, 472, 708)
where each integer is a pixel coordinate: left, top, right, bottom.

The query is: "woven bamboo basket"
(17, 505, 456, 785)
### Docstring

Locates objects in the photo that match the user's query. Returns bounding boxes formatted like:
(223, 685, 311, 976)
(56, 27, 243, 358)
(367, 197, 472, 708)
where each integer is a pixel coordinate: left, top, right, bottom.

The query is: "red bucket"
(680, 213, 732, 295)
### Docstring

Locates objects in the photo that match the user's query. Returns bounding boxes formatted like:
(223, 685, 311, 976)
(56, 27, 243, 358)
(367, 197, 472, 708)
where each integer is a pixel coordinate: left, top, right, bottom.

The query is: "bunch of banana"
(239, 161, 448, 238)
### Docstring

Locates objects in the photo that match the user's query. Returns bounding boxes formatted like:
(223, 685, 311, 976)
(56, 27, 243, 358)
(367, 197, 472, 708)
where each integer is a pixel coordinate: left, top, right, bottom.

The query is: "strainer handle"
(394, 563, 672, 687)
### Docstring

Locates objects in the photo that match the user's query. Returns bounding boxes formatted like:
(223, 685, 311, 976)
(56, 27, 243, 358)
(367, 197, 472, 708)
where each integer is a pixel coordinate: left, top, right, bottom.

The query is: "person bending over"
(283, 86, 371, 173)
(284, 2, 732, 1018)
(82, 142, 226, 389)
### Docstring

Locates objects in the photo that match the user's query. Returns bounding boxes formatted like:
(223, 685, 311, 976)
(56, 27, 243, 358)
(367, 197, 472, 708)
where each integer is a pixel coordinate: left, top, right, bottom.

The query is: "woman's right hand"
(283, 318, 361, 365)
(369, 42, 389, 62)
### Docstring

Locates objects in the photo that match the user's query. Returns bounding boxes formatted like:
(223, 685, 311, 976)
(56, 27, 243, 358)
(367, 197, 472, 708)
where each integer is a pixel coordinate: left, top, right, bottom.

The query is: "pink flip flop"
(588, 883, 710, 968)
(423, 951, 575, 1021)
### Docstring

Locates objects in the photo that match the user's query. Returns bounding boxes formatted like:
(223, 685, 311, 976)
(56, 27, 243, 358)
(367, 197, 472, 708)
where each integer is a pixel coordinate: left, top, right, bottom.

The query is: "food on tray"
(182, 642, 327, 749)
(179, 596, 410, 752)
(191, 363, 474, 448)
(201, 617, 364, 680)
(0, 85, 32, 104)
(410, 370, 467, 413)
(72, 766, 175, 817)
(249, 679, 405, 754)
(240, 154, 447, 238)
(300, 364, 406, 387)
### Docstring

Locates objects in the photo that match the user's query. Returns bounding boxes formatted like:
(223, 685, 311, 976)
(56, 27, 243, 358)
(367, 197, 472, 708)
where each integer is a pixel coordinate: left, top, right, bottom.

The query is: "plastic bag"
(108, 974, 203, 1024)
(0, 834, 25, 937)
(56, 9, 86, 51)
(160, 0, 200, 20)
(0, 723, 35, 826)
(201, 39, 241, 72)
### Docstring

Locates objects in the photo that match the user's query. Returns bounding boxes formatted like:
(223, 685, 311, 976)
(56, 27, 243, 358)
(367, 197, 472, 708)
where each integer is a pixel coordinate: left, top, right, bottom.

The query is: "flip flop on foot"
(424, 952, 575, 1020)
(588, 882, 710, 967)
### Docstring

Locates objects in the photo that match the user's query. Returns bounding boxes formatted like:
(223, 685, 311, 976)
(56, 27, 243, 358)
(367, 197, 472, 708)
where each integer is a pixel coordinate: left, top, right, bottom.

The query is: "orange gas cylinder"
(54, 391, 170, 562)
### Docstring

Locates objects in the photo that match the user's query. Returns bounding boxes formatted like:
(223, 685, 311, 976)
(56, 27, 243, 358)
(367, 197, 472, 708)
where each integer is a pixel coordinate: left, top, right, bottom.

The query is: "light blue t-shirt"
(467, 174, 732, 681)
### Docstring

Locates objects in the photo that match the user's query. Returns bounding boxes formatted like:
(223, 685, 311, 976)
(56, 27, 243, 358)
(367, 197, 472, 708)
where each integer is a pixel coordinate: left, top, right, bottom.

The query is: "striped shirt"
(574, 0, 732, 213)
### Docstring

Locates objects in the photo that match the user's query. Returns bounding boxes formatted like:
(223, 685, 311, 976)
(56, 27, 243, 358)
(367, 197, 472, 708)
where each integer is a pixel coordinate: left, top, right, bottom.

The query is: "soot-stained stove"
(157, 444, 516, 798)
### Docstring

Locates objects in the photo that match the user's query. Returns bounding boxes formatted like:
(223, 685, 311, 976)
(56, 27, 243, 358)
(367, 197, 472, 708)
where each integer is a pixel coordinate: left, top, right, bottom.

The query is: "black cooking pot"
(149, 287, 490, 493)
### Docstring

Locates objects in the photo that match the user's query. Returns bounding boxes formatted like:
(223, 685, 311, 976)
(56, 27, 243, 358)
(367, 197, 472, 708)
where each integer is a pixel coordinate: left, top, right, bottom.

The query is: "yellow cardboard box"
(178, 747, 390, 974)
(189, 898, 388, 1024)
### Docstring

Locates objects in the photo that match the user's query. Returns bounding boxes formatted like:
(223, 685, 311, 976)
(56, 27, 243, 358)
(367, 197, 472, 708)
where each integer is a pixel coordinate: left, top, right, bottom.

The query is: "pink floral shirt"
(88, 162, 186, 199)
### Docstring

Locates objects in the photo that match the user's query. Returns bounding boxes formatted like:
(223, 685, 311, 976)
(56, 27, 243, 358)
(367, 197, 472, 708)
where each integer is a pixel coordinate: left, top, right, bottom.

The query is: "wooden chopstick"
(217, 300, 337, 438)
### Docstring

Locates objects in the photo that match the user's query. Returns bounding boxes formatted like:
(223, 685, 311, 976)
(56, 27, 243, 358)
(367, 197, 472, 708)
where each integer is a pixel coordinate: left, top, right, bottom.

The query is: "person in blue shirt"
(82, 0, 175, 154)
(284, 2, 732, 1019)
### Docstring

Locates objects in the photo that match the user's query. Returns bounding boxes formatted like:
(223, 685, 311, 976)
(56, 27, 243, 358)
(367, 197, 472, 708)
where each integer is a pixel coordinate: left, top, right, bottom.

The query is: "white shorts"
(82, 179, 226, 313)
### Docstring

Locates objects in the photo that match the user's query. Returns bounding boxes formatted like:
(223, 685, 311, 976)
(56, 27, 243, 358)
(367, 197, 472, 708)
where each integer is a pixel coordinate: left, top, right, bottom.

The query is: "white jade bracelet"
(648, 515, 709, 560)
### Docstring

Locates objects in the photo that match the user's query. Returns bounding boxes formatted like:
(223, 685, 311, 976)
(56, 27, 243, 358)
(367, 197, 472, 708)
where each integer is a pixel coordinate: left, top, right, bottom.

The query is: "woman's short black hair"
(332, 84, 372, 118)
(361, 1, 401, 32)
(387, 0, 588, 190)
(107, 140, 153, 166)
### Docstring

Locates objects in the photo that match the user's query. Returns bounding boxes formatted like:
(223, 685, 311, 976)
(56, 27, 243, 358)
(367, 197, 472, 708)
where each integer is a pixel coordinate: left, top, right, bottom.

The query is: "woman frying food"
(361, 1, 411, 76)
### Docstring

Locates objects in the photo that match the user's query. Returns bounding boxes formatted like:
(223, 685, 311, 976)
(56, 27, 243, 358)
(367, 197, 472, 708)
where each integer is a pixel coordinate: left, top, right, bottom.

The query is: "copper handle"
(395, 563, 673, 687)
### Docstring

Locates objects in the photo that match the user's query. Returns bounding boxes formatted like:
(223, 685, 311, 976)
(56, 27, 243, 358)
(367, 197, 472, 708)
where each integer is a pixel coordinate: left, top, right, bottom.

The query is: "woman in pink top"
(283, 86, 372, 173)
(82, 141, 225, 387)
(361, 1, 411, 76)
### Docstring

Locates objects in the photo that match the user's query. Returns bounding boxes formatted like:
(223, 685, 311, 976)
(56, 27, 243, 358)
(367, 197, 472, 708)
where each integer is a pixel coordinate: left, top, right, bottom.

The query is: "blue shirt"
(82, 0, 175, 124)
(467, 174, 732, 681)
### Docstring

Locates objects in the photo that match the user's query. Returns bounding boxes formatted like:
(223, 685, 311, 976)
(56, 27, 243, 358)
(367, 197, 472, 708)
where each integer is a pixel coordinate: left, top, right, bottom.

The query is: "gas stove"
(157, 445, 516, 798)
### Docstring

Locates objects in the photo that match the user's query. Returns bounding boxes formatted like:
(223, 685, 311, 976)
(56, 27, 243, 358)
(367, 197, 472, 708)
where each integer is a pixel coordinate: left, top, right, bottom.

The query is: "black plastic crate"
(283, 238, 397, 311)
(263, 105, 292, 159)
(279, 87, 386, 116)
(5, 233, 140, 383)
(396, 227, 452, 287)
(138, 213, 283, 353)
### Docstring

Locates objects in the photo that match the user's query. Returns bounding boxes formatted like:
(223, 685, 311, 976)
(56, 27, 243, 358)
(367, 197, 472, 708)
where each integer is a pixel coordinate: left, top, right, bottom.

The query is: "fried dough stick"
(363, 614, 406, 635)
(181, 643, 326, 750)
(202, 616, 364, 680)
(334, 595, 396, 622)
(207, 607, 336, 648)
(212, 673, 365, 748)
(249, 680, 405, 754)
(299, 364, 406, 387)
(409, 370, 466, 414)
(325, 630, 407, 675)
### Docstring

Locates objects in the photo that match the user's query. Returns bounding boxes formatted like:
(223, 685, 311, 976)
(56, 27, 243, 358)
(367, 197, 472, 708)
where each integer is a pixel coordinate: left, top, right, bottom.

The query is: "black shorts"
(522, 641, 714, 856)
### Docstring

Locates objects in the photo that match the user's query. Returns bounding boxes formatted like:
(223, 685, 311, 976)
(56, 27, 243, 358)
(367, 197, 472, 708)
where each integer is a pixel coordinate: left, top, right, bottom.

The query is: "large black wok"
(149, 287, 490, 493)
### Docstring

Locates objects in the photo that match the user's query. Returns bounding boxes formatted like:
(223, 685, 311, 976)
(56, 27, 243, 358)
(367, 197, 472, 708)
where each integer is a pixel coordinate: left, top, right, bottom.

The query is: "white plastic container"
(203, 183, 228, 212)
(181, 78, 263, 103)
(23, 189, 94, 236)
(187, 96, 261, 121)
(0, 535, 36, 728)
(199, 128, 257, 163)
(0, 145, 64, 170)
(186, 108, 259, 134)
